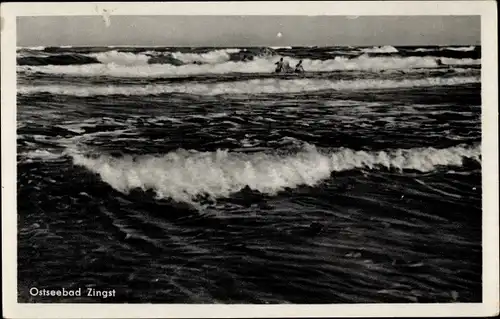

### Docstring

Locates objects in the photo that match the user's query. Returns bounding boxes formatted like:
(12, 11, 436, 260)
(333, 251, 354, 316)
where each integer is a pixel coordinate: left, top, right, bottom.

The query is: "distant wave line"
(18, 76, 480, 97)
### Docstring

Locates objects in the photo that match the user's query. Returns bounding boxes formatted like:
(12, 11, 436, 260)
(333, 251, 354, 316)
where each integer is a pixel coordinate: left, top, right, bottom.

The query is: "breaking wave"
(89, 49, 242, 66)
(18, 55, 480, 77)
(90, 51, 151, 66)
(18, 76, 479, 97)
(361, 45, 399, 53)
(71, 144, 481, 204)
(16, 48, 249, 66)
(171, 49, 241, 64)
(16, 45, 481, 66)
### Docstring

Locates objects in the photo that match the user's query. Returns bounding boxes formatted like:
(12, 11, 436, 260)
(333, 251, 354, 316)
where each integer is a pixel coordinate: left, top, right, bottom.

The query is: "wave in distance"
(18, 54, 480, 78)
(18, 76, 479, 97)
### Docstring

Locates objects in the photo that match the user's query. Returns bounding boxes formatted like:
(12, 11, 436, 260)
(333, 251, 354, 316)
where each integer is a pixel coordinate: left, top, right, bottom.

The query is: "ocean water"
(17, 45, 482, 303)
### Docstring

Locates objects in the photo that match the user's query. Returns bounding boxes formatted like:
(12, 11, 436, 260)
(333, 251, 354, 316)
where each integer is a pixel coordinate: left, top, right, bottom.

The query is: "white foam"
(360, 45, 399, 53)
(23, 46, 45, 51)
(18, 76, 480, 97)
(443, 46, 476, 52)
(71, 144, 480, 205)
(439, 57, 480, 65)
(171, 49, 240, 64)
(90, 50, 150, 66)
(412, 46, 477, 53)
(18, 55, 481, 78)
(21, 150, 62, 161)
(412, 48, 437, 53)
(151, 116, 184, 124)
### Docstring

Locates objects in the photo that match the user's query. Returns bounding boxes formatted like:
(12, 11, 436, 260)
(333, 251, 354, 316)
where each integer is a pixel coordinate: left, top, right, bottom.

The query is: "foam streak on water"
(19, 76, 480, 96)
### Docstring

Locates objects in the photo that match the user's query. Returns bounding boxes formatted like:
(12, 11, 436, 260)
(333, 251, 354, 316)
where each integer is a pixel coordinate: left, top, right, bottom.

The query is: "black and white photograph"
(1, 1, 498, 318)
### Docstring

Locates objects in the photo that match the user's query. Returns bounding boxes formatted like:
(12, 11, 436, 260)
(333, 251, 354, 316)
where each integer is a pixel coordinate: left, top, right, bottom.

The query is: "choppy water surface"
(17, 45, 481, 303)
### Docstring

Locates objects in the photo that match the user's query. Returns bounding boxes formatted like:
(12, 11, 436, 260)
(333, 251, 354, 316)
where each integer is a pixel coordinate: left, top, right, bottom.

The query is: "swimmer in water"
(295, 60, 304, 73)
(283, 60, 293, 73)
(275, 57, 284, 73)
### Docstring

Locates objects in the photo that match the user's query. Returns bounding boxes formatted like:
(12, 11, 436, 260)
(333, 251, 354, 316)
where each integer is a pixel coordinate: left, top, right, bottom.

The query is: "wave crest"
(172, 49, 241, 64)
(91, 51, 150, 66)
(361, 45, 399, 53)
(71, 144, 480, 204)
(19, 54, 480, 77)
(18, 76, 479, 97)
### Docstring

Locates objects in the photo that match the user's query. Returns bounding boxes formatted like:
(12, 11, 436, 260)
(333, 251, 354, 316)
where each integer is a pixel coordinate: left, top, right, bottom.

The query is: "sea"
(16, 44, 482, 303)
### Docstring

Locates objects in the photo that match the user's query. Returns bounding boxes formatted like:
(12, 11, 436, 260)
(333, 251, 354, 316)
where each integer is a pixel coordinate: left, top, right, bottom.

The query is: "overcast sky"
(17, 15, 480, 47)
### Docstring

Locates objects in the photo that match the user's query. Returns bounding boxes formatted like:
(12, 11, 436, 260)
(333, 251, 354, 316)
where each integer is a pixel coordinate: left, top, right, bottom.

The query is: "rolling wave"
(171, 49, 241, 64)
(18, 76, 479, 97)
(90, 49, 242, 65)
(90, 51, 150, 66)
(16, 45, 481, 66)
(71, 143, 480, 204)
(18, 55, 480, 77)
(16, 48, 256, 66)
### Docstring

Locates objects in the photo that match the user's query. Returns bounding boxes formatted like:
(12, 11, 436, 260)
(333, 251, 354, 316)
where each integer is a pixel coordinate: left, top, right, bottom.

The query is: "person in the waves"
(242, 54, 251, 62)
(295, 60, 305, 73)
(275, 57, 284, 73)
(283, 60, 293, 73)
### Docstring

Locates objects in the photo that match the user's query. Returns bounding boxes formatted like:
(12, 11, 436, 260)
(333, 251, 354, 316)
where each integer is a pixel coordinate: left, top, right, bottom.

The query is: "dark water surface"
(17, 45, 482, 303)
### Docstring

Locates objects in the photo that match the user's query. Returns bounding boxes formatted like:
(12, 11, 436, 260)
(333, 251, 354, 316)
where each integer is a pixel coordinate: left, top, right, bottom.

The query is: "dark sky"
(17, 15, 480, 47)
